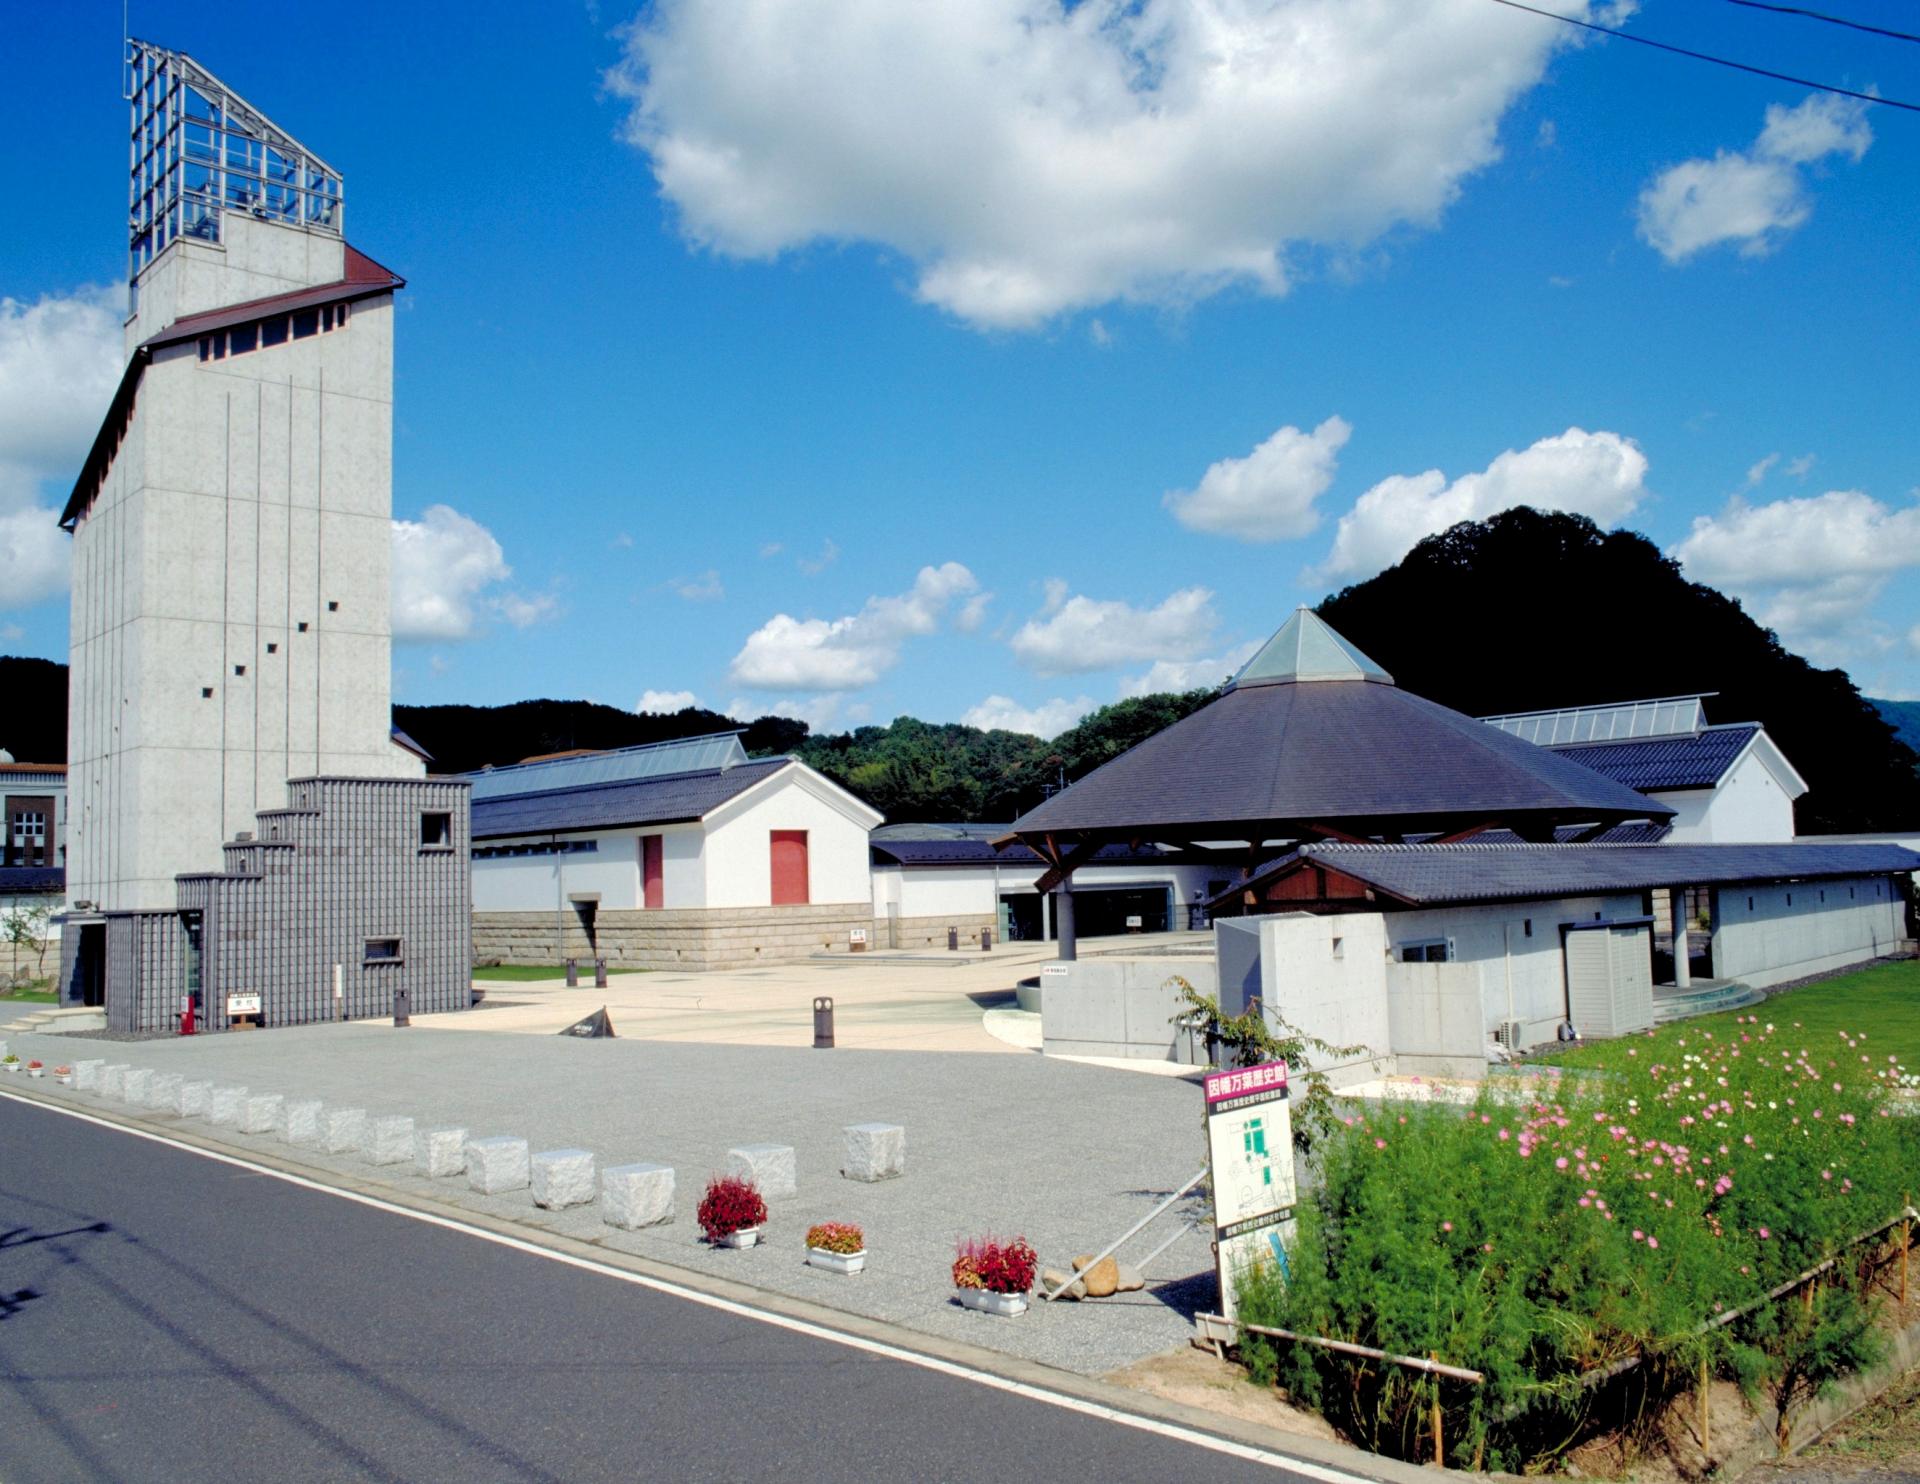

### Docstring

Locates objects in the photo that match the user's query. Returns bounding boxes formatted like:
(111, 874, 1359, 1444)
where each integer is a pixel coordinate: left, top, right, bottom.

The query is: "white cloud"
(1010, 580, 1217, 675)
(609, 0, 1594, 329)
(0, 284, 123, 610)
(1671, 490, 1920, 663)
(956, 592, 993, 634)
(1164, 416, 1350, 542)
(728, 693, 845, 730)
(728, 561, 979, 691)
(495, 591, 559, 629)
(611, 531, 635, 549)
(669, 569, 725, 601)
(391, 505, 513, 640)
(1785, 453, 1816, 479)
(759, 541, 784, 558)
(0, 622, 23, 643)
(1744, 453, 1778, 488)
(1118, 639, 1262, 697)
(797, 538, 840, 575)
(637, 688, 701, 712)
(962, 693, 1095, 738)
(1910, 624, 1920, 656)
(1637, 95, 1871, 264)
(1317, 427, 1647, 582)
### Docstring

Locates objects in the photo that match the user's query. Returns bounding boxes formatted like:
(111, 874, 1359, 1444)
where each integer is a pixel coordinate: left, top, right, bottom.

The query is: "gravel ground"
(1, 1022, 1220, 1376)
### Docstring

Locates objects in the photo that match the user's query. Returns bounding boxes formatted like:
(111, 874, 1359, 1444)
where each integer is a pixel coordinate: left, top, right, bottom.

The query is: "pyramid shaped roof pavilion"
(1228, 606, 1393, 688)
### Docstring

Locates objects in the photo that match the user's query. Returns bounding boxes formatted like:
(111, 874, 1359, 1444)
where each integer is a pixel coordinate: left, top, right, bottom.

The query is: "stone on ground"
(281, 1098, 325, 1148)
(73, 1059, 106, 1091)
(239, 1093, 284, 1134)
(841, 1122, 905, 1182)
(122, 1068, 154, 1105)
(208, 1085, 249, 1126)
(726, 1143, 796, 1200)
(363, 1114, 415, 1165)
(531, 1148, 596, 1209)
(1115, 1263, 1146, 1293)
(414, 1127, 469, 1178)
(100, 1064, 131, 1100)
(147, 1071, 183, 1110)
(1074, 1254, 1120, 1299)
(1041, 1268, 1088, 1300)
(601, 1162, 674, 1230)
(322, 1107, 368, 1154)
(176, 1080, 212, 1117)
(466, 1135, 530, 1195)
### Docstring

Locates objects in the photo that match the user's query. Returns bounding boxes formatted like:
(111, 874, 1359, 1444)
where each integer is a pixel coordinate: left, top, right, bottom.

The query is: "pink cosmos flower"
(1648, 1237, 1659, 1250)
(1555, 1157, 1569, 1169)
(1633, 1229, 1644, 1241)
(1758, 1227, 1771, 1239)
(1442, 1221, 1453, 1232)
(1374, 1138, 1386, 1149)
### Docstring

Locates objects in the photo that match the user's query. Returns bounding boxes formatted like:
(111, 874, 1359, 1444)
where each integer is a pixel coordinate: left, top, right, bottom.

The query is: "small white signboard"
(227, 992, 262, 1017)
(1040, 963, 1069, 980)
(1204, 1060, 1295, 1321)
(1125, 914, 1143, 929)
(849, 927, 868, 952)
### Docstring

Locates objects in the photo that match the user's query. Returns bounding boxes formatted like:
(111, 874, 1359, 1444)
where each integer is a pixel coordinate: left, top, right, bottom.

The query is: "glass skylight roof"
(1228, 607, 1394, 688)
(1482, 695, 1707, 746)
(466, 732, 749, 801)
(126, 40, 344, 283)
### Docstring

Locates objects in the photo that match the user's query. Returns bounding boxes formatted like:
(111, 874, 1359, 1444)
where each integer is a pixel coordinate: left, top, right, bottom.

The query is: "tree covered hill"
(1875, 699, 1920, 761)
(1316, 508, 1920, 835)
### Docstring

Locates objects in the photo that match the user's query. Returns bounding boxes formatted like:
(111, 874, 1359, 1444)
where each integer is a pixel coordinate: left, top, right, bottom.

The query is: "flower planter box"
(715, 1227, 762, 1249)
(27, 1066, 44, 1079)
(808, 1247, 867, 1276)
(54, 1073, 71, 1086)
(956, 1288, 1028, 1317)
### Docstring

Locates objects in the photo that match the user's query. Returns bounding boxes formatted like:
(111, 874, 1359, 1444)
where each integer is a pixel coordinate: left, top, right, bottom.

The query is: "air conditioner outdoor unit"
(1493, 1018, 1526, 1051)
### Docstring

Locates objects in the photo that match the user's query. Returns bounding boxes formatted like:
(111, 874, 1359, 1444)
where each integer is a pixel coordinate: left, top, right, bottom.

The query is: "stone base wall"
(876, 912, 998, 951)
(474, 903, 877, 972)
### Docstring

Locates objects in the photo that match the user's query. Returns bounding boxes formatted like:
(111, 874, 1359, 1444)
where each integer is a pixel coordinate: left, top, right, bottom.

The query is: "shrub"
(953, 1235, 1037, 1295)
(806, 1222, 865, 1255)
(1246, 1016, 1920, 1471)
(697, 1175, 767, 1241)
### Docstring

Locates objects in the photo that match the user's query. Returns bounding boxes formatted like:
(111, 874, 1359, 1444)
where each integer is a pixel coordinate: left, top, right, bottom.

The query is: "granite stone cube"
(842, 1123, 906, 1182)
(322, 1107, 368, 1154)
(363, 1115, 415, 1165)
(415, 1127, 469, 1178)
(147, 1072, 184, 1111)
(531, 1149, 596, 1210)
(239, 1094, 284, 1134)
(121, 1068, 154, 1105)
(281, 1099, 325, 1148)
(465, 1136, 530, 1195)
(601, 1162, 675, 1230)
(100, 1064, 131, 1101)
(73, 1059, 106, 1091)
(176, 1080, 212, 1118)
(208, 1085, 249, 1126)
(726, 1143, 796, 1200)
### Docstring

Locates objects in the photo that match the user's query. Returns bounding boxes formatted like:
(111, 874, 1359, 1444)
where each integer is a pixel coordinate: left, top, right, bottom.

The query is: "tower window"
(363, 937, 403, 964)
(261, 317, 288, 348)
(292, 308, 320, 339)
(297, 621, 309, 632)
(327, 601, 339, 612)
(229, 323, 258, 355)
(420, 811, 452, 848)
(198, 337, 211, 361)
(200, 687, 213, 698)
(266, 643, 277, 654)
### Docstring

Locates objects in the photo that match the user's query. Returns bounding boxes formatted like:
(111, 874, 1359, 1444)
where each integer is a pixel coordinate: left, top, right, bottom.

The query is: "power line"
(1487, 0, 1920, 113)
(1723, 0, 1920, 47)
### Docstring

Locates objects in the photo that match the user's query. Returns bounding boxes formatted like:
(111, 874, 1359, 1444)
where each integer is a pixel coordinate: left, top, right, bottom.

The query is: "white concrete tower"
(62, 41, 419, 915)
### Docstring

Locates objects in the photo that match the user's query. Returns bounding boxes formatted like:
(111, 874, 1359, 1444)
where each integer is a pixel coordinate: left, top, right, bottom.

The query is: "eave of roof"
(470, 758, 788, 839)
(1548, 724, 1761, 793)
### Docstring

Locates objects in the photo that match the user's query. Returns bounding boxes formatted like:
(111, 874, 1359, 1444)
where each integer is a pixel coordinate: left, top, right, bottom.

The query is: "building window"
(770, 830, 810, 906)
(363, 937, 403, 964)
(1398, 939, 1449, 963)
(292, 308, 321, 339)
(201, 686, 213, 698)
(327, 600, 339, 612)
(198, 337, 211, 361)
(261, 316, 288, 348)
(297, 621, 309, 632)
(266, 643, 277, 654)
(1523, 918, 1532, 937)
(234, 664, 246, 676)
(420, 811, 452, 848)
(228, 323, 258, 355)
(1748, 895, 1755, 911)
(1330, 936, 1344, 959)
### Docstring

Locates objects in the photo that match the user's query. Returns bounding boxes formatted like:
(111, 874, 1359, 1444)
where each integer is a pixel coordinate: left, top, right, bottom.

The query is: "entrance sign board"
(1204, 1060, 1295, 1321)
(227, 992, 262, 1017)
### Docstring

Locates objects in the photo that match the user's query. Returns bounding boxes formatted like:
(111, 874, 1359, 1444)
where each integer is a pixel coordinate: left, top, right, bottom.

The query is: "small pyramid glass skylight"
(1227, 607, 1394, 689)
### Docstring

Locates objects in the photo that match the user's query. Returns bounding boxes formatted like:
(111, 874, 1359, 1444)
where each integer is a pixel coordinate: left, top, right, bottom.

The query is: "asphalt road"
(0, 1096, 1318, 1483)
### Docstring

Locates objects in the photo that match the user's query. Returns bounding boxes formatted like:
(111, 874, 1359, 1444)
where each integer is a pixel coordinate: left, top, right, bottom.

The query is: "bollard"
(947, 926, 958, 951)
(980, 928, 992, 952)
(813, 996, 834, 1049)
(594, 957, 608, 989)
(565, 958, 579, 988)
(393, 986, 411, 1028)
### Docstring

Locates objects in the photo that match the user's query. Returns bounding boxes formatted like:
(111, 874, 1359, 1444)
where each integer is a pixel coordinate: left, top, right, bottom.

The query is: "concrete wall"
(1387, 962, 1490, 1078)
(71, 215, 415, 916)
(1217, 914, 1392, 1086)
(1038, 954, 1218, 1063)
(473, 903, 874, 971)
(1711, 876, 1906, 988)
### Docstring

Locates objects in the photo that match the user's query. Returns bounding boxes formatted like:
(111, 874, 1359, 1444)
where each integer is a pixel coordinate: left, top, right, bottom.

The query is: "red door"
(770, 830, 809, 905)
(641, 835, 663, 910)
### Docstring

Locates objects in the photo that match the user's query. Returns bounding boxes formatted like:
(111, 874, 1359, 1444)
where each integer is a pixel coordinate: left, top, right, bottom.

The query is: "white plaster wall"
(659, 824, 707, 909)
(1215, 914, 1392, 1085)
(0, 893, 61, 939)
(1712, 877, 1905, 988)
(70, 223, 408, 913)
(470, 830, 643, 913)
(1653, 750, 1797, 844)
(702, 768, 876, 908)
(876, 860, 1216, 922)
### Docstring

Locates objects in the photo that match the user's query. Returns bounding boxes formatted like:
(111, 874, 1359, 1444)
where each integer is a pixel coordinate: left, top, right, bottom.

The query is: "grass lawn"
(0, 986, 57, 1003)
(1536, 957, 1920, 1072)
(471, 964, 650, 982)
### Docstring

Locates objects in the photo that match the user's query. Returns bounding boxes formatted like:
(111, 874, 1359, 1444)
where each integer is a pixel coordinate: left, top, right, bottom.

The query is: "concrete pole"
(1672, 887, 1692, 989)
(1057, 879, 1078, 962)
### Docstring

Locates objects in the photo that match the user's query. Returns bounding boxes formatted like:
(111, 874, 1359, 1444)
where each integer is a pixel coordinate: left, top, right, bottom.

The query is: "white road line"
(2, 1089, 1380, 1483)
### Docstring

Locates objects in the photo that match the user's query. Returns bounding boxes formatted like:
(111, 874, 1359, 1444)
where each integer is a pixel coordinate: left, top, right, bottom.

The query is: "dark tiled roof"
(0, 866, 63, 893)
(1216, 840, 1920, 909)
(1549, 725, 1759, 793)
(1009, 680, 1666, 839)
(871, 838, 1175, 867)
(471, 760, 786, 839)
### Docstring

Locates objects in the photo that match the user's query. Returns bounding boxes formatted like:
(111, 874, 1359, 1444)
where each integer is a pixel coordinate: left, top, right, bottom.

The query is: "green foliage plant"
(1243, 1016, 1920, 1470)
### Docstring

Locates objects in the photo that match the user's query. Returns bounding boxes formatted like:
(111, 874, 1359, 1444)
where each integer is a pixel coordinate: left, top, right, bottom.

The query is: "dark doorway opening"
(75, 923, 106, 1008)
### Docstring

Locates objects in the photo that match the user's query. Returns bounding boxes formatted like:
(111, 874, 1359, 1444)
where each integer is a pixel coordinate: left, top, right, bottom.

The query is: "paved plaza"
(3, 955, 1221, 1377)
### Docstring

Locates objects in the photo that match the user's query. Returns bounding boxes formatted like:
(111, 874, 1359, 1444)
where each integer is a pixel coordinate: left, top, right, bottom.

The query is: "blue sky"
(4, 0, 1918, 736)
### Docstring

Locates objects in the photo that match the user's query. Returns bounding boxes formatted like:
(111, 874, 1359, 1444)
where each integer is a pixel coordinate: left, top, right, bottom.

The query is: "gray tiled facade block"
(122, 1068, 154, 1105)
(100, 1064, 131, 1100)
(239, 1093, 284, 1134)
(465, 1136, 530, 1195)
(73, 1059, 106, 1090)
(147, 1072, 184, 1110)
(363, 1115, 415, 1165)
(415, 1127, 469, 1178)
(601, 1162, 674, 1230)
(531, 1149, 596, 1210)
(841, 1122, 906, 1182)
(281, 1099, 325, 1148)
(209, 1085, 249, 1125)
(177, 1080, 212, 1117)
(726, 1143, 797, 1200)
(322, 1107, 368, 1154)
